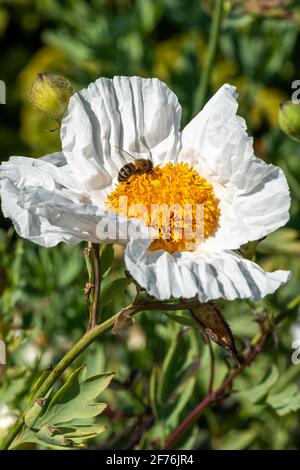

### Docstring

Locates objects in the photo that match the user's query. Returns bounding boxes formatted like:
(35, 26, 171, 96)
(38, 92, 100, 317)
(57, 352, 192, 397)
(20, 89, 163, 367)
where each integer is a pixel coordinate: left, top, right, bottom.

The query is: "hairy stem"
(88, 243, 101, 330)
(193, 0, 224, 115)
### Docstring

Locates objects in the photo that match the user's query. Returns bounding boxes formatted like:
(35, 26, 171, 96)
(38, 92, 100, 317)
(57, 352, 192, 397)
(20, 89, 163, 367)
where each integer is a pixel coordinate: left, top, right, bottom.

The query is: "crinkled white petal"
(61, 76, 182, 201)
(1, 153, 88, 203)
(0, 153, 151, 247)
(125, 238, 291, 301)
(180, 84, 290, 252)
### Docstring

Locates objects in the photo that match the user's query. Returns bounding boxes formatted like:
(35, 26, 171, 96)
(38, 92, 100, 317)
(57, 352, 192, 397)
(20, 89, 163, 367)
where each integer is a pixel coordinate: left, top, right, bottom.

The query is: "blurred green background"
(1, 0, 300, 450)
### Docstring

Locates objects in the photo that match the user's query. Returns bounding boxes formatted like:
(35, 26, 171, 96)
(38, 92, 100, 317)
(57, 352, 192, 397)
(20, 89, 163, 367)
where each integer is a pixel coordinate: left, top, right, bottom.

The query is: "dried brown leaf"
(190, 303, 243, 364)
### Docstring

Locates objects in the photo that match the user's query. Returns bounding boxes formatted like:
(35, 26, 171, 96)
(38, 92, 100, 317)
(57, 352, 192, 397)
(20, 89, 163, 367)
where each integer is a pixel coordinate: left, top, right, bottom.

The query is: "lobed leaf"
(14, 367, 114, 450)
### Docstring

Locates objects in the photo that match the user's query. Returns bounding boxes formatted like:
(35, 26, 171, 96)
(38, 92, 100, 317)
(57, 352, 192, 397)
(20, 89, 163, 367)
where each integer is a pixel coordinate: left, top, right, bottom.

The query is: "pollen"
(107, 162, 220, 254)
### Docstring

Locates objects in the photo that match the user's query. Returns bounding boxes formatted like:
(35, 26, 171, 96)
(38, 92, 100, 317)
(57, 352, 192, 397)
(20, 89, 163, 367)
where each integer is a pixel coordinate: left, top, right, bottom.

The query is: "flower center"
(107, 162, 220, 254)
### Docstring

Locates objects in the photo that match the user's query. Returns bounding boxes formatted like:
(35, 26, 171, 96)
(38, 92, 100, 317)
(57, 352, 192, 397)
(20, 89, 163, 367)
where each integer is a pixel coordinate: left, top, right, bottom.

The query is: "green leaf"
(56, 248, 84, 287)
(287, 294, 300, 310)
(219, 429, 257, 450)
(40, 368, 113, 425)
(47, 365, 85, 410)
(267, 385, 300, 416)
(58, 423, 106, 441)
(257, 228, 300, 255)
(0, 375, 28, 404)
(162, 311, 200, 329)
(137, 0, 163, 32)
(100, 278, 131, 310)
(149, 366, 159, 421)
(235, 365, 279, 404)
(158, 331, 182, 405)
(167, 377, 196, 428)
(36, 425, 84, 448)
(100, 244, 115, 280)
(28, 369, 52, 403)
(15, 428, 77, 450)
(17, 422, 107, 450)
(157, 328, 198, 422)
(14, 367, 114, 450)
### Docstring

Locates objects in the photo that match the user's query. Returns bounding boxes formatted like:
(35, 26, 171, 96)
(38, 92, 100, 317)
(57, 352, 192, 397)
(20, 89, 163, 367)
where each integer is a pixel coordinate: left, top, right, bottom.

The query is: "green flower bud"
(279, 101, 300, 143)
(29, 73, 73, 121)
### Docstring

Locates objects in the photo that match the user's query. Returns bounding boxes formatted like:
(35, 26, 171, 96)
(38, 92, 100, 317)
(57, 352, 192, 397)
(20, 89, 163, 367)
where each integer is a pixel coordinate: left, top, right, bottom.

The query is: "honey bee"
(115, 146, 153, 183)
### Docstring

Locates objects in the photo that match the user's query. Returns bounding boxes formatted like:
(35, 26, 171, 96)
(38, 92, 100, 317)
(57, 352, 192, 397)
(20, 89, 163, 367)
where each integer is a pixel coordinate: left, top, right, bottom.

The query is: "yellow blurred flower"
(153, 32, 205, 81)
(0, 7, 9, 36)
(251, 87, 288, 128)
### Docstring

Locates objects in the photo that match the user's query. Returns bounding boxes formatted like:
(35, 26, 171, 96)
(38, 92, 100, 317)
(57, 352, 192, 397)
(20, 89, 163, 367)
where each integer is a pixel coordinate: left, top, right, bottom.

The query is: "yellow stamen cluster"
(107, 162, 220, 254)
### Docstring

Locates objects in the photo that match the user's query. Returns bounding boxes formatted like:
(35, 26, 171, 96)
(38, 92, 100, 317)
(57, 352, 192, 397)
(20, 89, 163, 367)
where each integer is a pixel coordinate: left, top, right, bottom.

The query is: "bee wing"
(114, 145, 136, 162)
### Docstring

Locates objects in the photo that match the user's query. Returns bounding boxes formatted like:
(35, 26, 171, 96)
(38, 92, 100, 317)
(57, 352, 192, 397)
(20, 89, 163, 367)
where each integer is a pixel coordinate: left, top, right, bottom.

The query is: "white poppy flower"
(0, 77, 291, 302)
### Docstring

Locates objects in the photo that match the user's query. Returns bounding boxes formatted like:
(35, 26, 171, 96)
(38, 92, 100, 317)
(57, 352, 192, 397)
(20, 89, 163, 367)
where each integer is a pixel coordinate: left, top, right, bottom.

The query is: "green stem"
(88, 243, 101, 330)
(0, 299, 200, 450)
(193, 0, 224, 115)
(84, 242, 101, 331)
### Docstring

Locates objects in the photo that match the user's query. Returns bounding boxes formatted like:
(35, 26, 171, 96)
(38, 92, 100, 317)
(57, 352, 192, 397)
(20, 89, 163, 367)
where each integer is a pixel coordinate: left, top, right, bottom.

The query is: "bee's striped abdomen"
(118, 163, 136, 182)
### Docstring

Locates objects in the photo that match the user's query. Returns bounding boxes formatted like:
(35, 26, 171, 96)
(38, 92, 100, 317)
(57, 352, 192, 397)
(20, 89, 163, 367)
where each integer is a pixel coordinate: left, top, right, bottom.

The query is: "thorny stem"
(0, 299, 200, 450)
(85, 242, 101, 331)
(162, 328, 271, 450)
(88, 243, 101, 330)
(193, 0, 224, 115)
